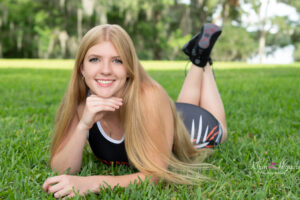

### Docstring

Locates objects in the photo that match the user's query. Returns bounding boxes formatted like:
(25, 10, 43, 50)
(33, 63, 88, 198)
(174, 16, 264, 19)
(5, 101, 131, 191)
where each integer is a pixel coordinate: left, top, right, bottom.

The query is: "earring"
(82, 75, 85, 81)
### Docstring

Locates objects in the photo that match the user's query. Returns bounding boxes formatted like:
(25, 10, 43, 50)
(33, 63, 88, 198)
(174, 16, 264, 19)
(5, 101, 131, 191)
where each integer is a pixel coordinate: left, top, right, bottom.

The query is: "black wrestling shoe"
(182, 23, 222, 67)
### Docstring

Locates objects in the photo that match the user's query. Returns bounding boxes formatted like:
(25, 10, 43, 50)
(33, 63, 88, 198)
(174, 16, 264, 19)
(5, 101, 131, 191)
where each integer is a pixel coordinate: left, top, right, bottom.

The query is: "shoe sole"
(182, 23, 222, 67)
(198, 23, 222, 49)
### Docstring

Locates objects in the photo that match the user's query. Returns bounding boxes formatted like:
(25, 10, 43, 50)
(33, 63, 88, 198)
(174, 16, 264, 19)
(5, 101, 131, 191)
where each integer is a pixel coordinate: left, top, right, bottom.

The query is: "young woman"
(42, 24, 227, 199)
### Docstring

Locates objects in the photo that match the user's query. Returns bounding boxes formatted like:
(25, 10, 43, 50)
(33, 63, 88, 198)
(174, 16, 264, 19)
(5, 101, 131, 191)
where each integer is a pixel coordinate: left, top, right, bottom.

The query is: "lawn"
(0, 60, 299, 199)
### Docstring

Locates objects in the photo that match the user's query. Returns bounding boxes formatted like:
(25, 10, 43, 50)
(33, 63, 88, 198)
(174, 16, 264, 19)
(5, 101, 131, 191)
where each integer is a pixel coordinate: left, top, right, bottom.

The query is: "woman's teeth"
(97, 80, 113, 84)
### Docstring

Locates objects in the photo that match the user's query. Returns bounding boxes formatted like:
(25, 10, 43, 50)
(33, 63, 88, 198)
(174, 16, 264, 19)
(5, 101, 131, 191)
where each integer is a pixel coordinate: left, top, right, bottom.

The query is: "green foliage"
(281, 0, 300, 13)
(265, 16, 293, 49)
(242, 0, 299, 62)
(0, 0, 299, 61)
(166, 29, 192, 60)
(212, 25, 257, 61)
(0, 60, 299, 199)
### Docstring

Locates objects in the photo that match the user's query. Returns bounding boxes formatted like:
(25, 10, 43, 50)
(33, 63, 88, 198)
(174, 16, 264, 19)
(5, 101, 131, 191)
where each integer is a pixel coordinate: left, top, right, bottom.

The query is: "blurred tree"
(0, 0, 39, 58)
(106, 0, 183, 60)
(0, 0, 296, 61)
(212, 25, 256, 61)
(281, 0, 300, 61)
(243, 0, 299, 63)
(189, 0, 219, 34)
(245, 0, 271, 63)
(219, 0, 241, 24)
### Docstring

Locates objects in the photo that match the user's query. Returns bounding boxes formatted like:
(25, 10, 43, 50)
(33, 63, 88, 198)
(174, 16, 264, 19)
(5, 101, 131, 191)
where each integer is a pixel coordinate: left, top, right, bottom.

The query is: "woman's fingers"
(89, 95, 123, 105)
(89, 95, 122, 102)
(86, 97, 123, 112)
(42, 176, 61, 192)
(47, 182, 65, 194)
(64, 193, 75, 200)
(43, 175, 75, 199)
(79, 96, 124, 129)
(88, 96, 123, 109)
(53, 187, 73, 199)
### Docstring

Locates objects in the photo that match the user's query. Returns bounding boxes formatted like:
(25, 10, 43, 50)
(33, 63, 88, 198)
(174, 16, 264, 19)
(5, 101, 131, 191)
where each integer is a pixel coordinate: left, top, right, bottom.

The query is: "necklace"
(102, 120, 113, 137)
(102, 117, 123, 139)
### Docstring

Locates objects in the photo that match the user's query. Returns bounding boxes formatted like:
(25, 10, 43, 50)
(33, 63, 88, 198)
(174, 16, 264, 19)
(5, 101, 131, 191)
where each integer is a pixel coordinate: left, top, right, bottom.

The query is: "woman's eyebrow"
(87, 54, 101, 57)
(87, 54, 120, 58)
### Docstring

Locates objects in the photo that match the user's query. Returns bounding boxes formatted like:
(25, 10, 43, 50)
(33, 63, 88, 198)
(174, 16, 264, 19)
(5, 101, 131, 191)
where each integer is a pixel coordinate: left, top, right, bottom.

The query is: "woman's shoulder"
(141, 80, 171, 108)
(141, 80, 168, 98)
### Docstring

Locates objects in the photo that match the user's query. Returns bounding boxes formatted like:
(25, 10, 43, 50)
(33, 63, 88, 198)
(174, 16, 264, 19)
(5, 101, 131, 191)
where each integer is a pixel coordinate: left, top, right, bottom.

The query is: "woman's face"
(81, 41, 128, 98)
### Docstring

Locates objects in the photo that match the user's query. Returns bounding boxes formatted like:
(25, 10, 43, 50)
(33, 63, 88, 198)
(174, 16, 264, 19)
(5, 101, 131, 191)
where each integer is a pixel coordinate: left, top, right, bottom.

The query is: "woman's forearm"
(50, 123, 89, 174)
(89, 172, 157, 191)
(43, 172, 158, 198)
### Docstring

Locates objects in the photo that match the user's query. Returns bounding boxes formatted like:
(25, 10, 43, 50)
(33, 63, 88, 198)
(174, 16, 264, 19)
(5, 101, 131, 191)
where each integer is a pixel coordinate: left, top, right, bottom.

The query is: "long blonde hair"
(50, 24, 211, 184)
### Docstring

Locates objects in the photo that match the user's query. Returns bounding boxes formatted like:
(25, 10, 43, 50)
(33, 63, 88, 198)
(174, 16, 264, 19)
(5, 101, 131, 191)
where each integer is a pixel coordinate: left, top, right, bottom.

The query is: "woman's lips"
(96, 79, 114, 87)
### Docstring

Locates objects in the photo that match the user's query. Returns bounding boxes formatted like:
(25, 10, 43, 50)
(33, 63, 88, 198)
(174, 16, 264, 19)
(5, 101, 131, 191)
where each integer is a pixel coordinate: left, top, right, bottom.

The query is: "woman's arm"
(50, 111, 89, 174)
(43, 172, 155, 199)
(50, 96, 123, 174)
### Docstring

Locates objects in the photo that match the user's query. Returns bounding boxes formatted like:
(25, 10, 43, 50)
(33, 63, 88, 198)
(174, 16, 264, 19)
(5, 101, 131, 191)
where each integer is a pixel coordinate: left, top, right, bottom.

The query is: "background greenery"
(0, 0, 300, 61)
(1, 0, 299, 199)
(0, 60, 299, 199)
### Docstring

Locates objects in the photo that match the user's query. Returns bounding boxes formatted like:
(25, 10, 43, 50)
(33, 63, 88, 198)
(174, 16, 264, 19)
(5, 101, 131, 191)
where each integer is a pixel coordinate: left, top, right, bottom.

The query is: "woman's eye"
(89, 58, 99, 63)
(113, 59, 123, 64)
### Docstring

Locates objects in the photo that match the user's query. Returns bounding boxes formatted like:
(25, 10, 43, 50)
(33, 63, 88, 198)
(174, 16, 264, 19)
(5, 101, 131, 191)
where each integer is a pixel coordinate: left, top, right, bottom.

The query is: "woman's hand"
(42, 175, 99, 199)
(79, 95, 123, 130)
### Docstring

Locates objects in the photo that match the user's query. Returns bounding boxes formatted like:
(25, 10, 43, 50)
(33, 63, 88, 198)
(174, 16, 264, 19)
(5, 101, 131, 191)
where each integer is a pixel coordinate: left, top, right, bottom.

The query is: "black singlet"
(88, 102, 223, 165)
(88, 121, 129, 165)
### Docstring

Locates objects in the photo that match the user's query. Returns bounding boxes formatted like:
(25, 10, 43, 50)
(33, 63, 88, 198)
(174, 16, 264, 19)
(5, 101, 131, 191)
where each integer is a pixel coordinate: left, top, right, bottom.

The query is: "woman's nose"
(100, 60, 112, 75)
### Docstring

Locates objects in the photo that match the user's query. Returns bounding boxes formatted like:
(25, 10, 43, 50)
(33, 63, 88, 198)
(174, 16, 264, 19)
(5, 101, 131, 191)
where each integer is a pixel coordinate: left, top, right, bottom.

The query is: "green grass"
(0, 60, 299, 199)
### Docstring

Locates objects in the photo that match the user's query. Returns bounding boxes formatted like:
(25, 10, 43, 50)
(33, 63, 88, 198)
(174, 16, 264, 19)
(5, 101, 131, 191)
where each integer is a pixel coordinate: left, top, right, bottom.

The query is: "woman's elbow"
(50, 158, 80, 175)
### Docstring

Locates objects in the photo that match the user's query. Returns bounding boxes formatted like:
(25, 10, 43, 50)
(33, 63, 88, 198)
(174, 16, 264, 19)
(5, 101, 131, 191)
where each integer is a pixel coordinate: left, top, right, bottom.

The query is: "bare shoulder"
(141, 81, 170, 104)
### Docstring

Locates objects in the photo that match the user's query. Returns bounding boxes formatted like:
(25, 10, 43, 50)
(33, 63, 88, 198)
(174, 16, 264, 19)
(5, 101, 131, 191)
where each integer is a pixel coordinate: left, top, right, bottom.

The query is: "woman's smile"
(96, 79, 115, 87)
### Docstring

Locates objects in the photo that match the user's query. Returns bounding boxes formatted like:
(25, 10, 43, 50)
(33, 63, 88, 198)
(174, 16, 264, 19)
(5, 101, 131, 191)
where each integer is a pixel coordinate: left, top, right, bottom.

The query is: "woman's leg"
(178, 23, 227, 143)
(177, 63, 227, 143)
(199, 64, 227, 142)
(177, 65, 203, 105)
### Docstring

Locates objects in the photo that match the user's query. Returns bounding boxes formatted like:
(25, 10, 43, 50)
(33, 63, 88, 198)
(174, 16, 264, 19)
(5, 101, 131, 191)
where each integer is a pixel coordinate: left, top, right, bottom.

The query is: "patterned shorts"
(175, 102, 223, 148)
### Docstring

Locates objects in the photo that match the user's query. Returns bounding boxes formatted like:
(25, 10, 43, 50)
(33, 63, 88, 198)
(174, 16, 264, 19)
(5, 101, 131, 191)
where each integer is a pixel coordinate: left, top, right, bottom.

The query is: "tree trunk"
(180, 7, 191, 35)
(153, 10, 162, 60)
(190, 0, 207, 34)
(258, 30, 266, 63)
(59, 31, 69, 58)
(0, 43, 2, 58)
(59, 0, 65, 9)
(77, 8, 83, 42)
(221, 1, 230, 24)
(258, 0, 270, 64)
(97, 5, 107, 24)
(46, 36, 55, 59)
